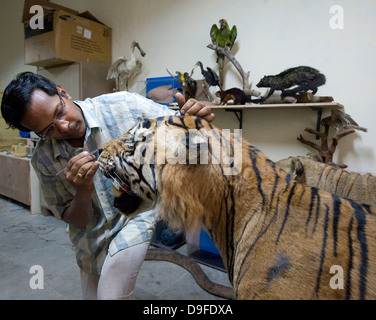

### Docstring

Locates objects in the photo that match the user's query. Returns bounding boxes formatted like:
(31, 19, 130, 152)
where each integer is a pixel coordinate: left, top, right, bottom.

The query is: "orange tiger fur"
(98, 115, 376, 300)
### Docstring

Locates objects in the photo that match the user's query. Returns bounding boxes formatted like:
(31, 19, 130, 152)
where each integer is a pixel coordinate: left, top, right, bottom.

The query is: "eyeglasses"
(35, 94, 67, 140)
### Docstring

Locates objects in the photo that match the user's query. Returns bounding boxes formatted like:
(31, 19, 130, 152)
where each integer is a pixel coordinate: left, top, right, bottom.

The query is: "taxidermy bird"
(106, 41, 146, 91)
(183, 72, 196, 92)
(175, 71, 197, 99)
(194, 61, 221, 89)
(175, 71, 187, 87)
(210, 19, 237, 85)
(321, 109, 367, 134)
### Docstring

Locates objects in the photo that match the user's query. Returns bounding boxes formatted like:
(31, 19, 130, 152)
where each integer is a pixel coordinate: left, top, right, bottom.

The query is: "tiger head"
(98, 115, 243, 230)
(98, 119, 159, 217)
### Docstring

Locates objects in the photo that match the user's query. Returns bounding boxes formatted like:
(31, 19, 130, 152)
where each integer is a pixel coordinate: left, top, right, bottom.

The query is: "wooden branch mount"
(145, 247, 235, 299)
(207, 43, 251, 91)
(261, 92, 334, 105)
(297, 123, 354, 167)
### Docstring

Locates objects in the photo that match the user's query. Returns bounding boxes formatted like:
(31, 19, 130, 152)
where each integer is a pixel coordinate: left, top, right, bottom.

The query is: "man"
(1, 71, 215, 299)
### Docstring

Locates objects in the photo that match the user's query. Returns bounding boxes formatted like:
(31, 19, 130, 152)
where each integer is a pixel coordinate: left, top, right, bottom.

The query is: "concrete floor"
(0, 195, 232, 300)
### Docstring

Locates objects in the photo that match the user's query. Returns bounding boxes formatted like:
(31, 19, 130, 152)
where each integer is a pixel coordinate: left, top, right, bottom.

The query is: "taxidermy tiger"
(98, 115, 376, 300)
(276, 156, 376, 208)
(256, 66, 326, 100)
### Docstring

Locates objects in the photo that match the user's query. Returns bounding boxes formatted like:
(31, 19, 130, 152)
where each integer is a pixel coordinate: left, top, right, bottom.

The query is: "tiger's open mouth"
(113, 187, 142, 216)
(98, 165, 142, 216)
(111, 178, 143, 216)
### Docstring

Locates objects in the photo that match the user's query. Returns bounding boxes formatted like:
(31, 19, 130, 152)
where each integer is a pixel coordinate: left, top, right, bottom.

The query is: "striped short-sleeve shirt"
(31, 91, 177, 274)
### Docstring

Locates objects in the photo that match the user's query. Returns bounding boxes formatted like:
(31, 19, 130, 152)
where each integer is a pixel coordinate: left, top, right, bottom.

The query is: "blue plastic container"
(199, 229, 220, 255)
(146, 76, 182, 105)
(19, 131, 30, 138)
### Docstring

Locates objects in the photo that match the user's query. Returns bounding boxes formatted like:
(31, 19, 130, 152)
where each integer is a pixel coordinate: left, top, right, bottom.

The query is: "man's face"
(20, 89, 86, 141)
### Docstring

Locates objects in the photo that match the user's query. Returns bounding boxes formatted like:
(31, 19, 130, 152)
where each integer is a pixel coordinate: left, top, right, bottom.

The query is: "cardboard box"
(11, 145, 28, 157)
(22, 0, 111, 67)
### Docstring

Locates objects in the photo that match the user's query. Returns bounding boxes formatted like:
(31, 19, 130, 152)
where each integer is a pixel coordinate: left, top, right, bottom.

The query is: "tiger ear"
(294, 159, 305, 177)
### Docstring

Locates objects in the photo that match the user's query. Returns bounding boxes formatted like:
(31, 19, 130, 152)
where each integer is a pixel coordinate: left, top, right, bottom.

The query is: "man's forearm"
(62, 189, 94, 229)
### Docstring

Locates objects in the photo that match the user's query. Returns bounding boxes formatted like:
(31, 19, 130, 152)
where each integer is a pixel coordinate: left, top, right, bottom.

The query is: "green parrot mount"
(210, 19, 237, 86)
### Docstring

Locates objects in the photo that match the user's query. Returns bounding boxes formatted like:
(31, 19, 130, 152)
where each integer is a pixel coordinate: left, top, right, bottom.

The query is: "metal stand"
(225, 109, 243, 129)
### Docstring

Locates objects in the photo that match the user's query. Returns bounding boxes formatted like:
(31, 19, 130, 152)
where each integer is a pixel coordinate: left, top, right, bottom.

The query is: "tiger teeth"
(111, 185, 123, 197)
(112, 179, 121, 190)
(111, 178, 130, 197)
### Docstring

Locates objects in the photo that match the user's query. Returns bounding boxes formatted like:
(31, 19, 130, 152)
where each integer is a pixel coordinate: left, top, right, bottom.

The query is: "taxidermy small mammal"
(256, 66, 326, 100)
(215, 87, 252, 105)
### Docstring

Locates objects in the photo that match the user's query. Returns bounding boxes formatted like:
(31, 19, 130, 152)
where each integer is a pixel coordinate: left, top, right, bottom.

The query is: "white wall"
(0, 0, 35, 87)
(1, 0, 375, 173)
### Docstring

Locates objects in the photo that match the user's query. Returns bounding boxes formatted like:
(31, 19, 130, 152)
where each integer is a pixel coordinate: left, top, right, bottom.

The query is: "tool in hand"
(55, 149, 98, 176)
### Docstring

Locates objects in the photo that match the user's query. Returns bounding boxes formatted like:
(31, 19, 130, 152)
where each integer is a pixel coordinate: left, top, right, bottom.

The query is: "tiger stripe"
(346, 216, 354, 299)
(315, 203, 330, 296)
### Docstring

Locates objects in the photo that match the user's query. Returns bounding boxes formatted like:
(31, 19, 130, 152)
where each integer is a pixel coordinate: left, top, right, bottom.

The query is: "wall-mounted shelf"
(170, 102, 344, 133)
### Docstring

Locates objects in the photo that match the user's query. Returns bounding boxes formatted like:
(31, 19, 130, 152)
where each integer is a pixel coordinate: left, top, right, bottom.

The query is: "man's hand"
(65, 151, 99, 193)
(175, 92, 215, 123)
(62, 151, 99, 229)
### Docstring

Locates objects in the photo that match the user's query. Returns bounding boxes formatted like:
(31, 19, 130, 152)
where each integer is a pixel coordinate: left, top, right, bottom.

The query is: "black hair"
(1, 72, 60, 132)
